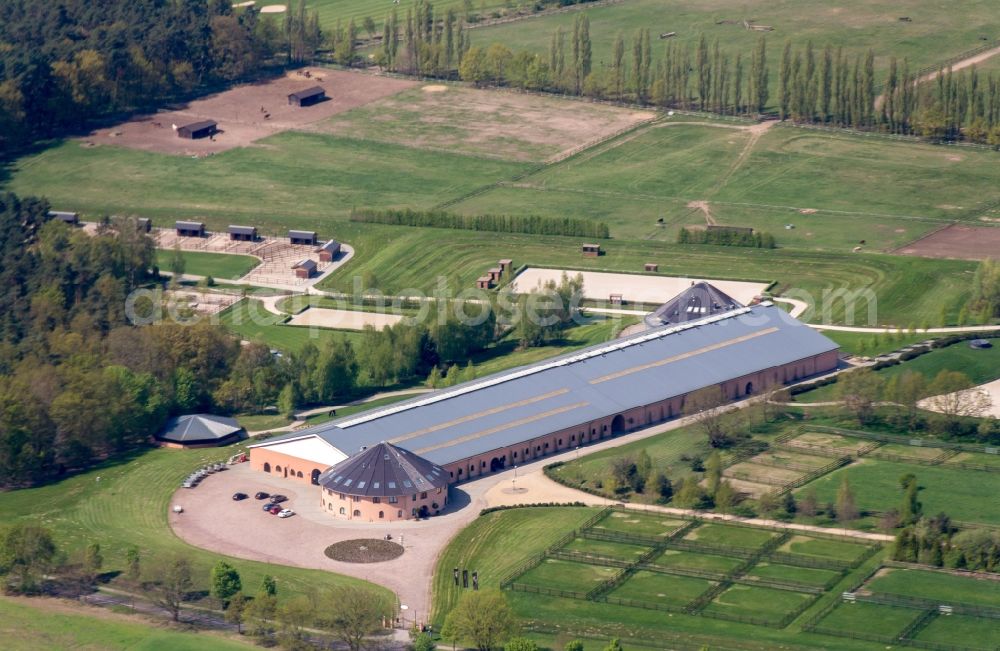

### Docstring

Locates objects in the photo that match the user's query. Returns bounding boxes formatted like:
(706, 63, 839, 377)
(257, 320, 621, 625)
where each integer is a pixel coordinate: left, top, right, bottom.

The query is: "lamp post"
(511, 465, 518, 492)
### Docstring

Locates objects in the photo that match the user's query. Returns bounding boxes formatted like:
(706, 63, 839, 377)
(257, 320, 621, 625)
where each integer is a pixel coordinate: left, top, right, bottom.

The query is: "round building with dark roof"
(318, 442, 449, 521)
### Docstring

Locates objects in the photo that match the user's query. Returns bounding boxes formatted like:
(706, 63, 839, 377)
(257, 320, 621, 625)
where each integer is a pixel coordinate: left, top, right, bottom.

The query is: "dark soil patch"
(324, 538, 405, 563)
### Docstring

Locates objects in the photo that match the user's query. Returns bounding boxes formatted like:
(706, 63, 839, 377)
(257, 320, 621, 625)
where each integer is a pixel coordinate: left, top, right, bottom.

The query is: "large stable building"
(249, 302, 839, 520)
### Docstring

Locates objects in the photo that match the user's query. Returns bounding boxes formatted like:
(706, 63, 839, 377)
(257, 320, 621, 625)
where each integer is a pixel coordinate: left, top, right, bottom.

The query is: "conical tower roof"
(318, 441, 449, 497)
(644, 281, 743, 328)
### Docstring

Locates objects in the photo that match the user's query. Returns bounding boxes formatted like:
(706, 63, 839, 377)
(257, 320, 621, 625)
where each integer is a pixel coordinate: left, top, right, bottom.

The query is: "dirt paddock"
(894, 223, 1000, 261)
(85, 69, 416, 155)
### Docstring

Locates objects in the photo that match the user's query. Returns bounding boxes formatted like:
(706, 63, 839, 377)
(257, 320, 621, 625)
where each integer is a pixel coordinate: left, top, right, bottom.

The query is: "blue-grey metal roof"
(229, 225, 257, 236)
(157, 414, 242, 443)
(318, 442, 449, 497)
(252, 305, 837, 466)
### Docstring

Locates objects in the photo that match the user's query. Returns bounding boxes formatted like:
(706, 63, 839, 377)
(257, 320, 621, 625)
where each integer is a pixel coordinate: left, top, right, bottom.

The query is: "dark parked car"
(268, 505, 282, 515)
(270, 494, 288, 504)
(254, 491, 270, 500)
(232, 492, 248, 501)
(262, 502, 278, 511)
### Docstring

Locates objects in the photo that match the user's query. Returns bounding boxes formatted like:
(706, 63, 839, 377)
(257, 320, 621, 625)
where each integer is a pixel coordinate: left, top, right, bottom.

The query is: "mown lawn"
(608, 570, 714, 607)
(683, 523, 778, 549)
(0, 596, 256, 651)
(795, 459, 1000, 527)
(590, 511, 687, 537)
(217, 298, 366, 352)
(154, 249, 258, 280)
(814, 600, 919, 638)
(652, 549, 744, 574)
(914, 613, 1000, 649)
(866, 567, 1000, 608)
(745, 562, 841, 588)
(777, 535, 871, 563)
(0, 446, 392, 604)
(562, 537, 653, 561)
(703, 584, 814, 620)
(430, 506, 596, 623)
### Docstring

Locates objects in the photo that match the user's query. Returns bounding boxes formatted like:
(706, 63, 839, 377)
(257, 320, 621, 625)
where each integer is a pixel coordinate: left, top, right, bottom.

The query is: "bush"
(350, 208, 610, 239)
(677, 227, 776, 248)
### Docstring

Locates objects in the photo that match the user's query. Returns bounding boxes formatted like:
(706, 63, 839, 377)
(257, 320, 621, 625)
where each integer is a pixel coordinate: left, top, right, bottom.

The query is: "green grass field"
(704, 584, 814, 619)
(914, 613, 1000, 649)
(590, 511, 686, 537)
(802, 339, 1000, 401)
(456, 123, 1000, 247)
(795, 458, 1000, 526)
(777, 535, 870, 563)
(0, 446, 392, 606)
(684, 523, 777, 549)
(430, 506, 596, 621)
(822, 330, 933, 357)
(517, 558, 620, 593)
(866, 567, 1000, 608)
(815, 600, 918, 638)
(469, 0, 1000, 102)
(217, 298, 366, 352)
(745, 562, 841, 588)
(433, 506, 904, 650)
(154, 250, 259, 280)
(562, 537, 653, 560)
(0, 596, 256, 651)
(652, 549, 744, 574)
(6, 132, 529, 229)
(608, 570, 714, 607)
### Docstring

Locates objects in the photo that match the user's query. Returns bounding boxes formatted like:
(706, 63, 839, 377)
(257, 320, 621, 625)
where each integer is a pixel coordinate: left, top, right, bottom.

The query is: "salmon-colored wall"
(319, 486, 447, 522)
(249, 350, 839, 517)
(249, 447, 329, 485)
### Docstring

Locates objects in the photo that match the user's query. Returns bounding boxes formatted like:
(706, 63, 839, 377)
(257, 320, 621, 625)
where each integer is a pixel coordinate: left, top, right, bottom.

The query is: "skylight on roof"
(388, 482, 396, 488)
(358, 481, 366, 488)
(373, 482, 380, 489)
(403, 480, 412, 488)
(344, 479, 352, 486)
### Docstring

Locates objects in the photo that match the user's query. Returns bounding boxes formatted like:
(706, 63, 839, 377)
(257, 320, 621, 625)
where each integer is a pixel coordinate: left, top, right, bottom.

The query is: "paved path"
(173, 401, 892, 626)
(246, 389, 433, 436)
(812, 323, 1000, 334)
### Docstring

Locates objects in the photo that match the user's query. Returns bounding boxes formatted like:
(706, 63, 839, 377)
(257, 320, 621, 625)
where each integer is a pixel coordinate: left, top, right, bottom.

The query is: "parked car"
(268, 505, 282, 515)
(182, 481, 194, 489)
(270, 494, 288, 504)
(232, 492, 248, 501)
(254, 491, 270, 500)
(262, 502, 277, 511)
(278, 509, 295, 518)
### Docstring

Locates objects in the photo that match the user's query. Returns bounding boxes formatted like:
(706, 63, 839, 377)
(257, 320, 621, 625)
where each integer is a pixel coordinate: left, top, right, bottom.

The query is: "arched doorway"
(311, 469, 321, 485)
(611, 414, 626, 435)
(745, 381, 754, 396)
(489, 456, 506, 472)
(263, 462, 271, 473)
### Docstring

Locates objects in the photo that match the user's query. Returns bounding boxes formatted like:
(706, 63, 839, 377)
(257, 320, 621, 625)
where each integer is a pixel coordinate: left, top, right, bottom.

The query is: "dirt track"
(86, 69, 416, 156)
(893, 223, 1000, 261)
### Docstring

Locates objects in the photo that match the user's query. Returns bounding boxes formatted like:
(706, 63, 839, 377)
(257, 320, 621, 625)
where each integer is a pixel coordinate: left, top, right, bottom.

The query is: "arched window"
(263, 462, 271, 472)
(353, 509, 361, 517)
(378, 511, 384, 519)
(275, 465, 282, 473)
(397, 510, 403, 518)
(297, 471, 303, 478)
(339, 507, 345, 515)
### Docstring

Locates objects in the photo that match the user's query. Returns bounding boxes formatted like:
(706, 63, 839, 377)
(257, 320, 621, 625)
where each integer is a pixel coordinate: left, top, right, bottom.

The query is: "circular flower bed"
(324, 538, 404, 563)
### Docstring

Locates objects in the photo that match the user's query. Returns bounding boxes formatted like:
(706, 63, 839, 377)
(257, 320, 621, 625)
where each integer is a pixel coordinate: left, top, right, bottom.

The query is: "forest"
(0, 191, 587, 487)
(0, 0, 321, 149)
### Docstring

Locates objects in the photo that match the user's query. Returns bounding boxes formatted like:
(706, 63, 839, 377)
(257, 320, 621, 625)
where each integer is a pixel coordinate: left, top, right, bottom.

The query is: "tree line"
(677, 227, 776, 248)
(0, 0, 322, 151)
(350, 207, 610, 238)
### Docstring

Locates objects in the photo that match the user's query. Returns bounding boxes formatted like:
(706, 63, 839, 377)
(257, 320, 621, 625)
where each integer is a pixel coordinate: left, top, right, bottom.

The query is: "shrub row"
(350, 208, 610, 239)
(479, 501, 586, 516)
(677, 227, 776, 248)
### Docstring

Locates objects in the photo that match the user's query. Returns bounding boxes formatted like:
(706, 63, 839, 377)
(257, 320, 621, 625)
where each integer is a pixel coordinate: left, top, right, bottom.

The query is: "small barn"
(316, 239, 341, 261)
(582, 243, 602, 257)
(176, 221, 206, 237)
(644, 263, 659, 272)
(156, 414, 244, 448)
(476, 276, 493, 289)
(487, 267, 502, 282)
(176, 120, 218, 140)
(288, 86, 327, 107)
(137, 217, 152, 233)
(293, 259, 318, 279)
(499, 258, 513, 273)
(289, 230, 318, 246)
(49, 210, 79, 226)
(229, 225, 258, 242)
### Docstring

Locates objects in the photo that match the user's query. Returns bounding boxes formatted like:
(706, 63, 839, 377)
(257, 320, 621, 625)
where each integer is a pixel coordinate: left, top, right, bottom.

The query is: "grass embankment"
(0, 446, 393, 604)
(154, 250, 259, 280)
(0, 595, 256, 651)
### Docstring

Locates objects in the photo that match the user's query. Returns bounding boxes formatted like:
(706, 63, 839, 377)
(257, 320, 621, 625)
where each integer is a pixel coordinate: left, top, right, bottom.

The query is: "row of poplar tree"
(372, 1, 1000, 145)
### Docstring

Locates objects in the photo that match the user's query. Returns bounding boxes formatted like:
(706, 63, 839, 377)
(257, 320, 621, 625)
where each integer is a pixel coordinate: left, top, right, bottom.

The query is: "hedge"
(350, 208, 610, 239)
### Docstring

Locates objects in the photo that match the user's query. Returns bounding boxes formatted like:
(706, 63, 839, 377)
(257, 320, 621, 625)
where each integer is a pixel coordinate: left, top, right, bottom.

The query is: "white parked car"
(278, 509, 295, 518)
